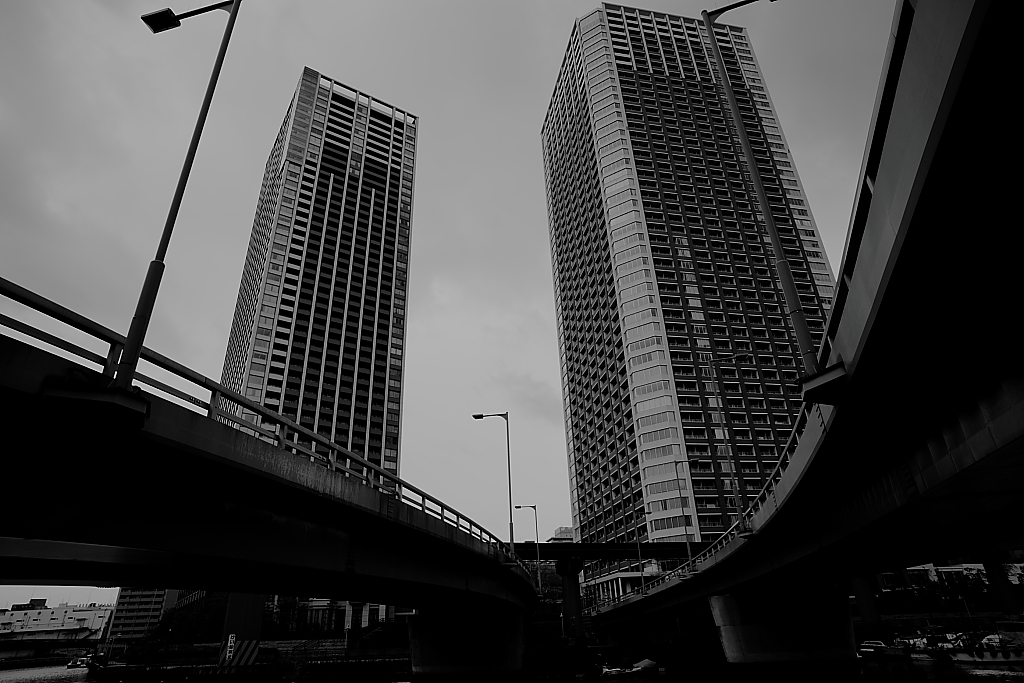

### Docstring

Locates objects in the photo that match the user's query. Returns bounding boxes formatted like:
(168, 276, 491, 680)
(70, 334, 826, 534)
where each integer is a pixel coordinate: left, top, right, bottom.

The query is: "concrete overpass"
(0, 277, 712, 670)
(0, 287, 535, 674)
(589, 0, 1023, 664)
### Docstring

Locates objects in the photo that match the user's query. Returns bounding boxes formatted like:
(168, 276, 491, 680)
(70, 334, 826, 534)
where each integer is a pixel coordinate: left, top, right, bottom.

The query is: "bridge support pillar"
(408, 602, 525, 676)
(983, 558, 1022, 616)
(851, 576, 881, 622)
(219, 592, 263, 667)
(709, 582, 856, 664)
(556, 557, 584, 642)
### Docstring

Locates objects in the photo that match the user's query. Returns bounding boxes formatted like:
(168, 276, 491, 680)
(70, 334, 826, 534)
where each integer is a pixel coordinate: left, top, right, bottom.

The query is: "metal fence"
(0, 276, 530, 577)
(584, 402, 814, 614)
(584, 283, 851, 614)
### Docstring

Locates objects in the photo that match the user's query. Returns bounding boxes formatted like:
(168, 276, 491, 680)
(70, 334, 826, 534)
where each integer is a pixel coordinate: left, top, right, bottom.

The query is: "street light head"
(141, 8, 181, 33)
(472, 413, 484, 420)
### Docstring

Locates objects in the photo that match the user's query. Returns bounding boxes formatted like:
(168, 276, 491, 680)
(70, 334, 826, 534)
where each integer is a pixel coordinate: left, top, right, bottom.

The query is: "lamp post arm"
(700, 6, 819, 377)
(154, 0, 240, 265)
(115, 0, 241, 389)
(177, 0, 235, 20)
(708, 0, 762, 22)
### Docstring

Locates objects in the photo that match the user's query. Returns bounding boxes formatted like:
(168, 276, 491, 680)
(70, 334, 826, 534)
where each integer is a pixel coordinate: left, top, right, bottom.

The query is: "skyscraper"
(542, 5, 835, 594)
(221, 67, 417, 474)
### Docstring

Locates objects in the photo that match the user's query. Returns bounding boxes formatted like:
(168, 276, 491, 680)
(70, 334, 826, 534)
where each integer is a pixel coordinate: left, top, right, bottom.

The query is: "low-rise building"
(0, 601, 113, 641)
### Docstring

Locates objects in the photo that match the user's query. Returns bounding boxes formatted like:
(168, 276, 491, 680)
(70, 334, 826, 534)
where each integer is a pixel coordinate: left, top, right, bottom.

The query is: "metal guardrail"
(0, 276, 531, 578)
(586, 232, 850, 613)
(586, 400, 815, 614)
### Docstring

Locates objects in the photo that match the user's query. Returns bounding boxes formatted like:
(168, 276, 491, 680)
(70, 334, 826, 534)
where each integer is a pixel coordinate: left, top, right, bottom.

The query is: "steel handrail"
(0, 276, 530, 576)
(584, 399, 814, 614)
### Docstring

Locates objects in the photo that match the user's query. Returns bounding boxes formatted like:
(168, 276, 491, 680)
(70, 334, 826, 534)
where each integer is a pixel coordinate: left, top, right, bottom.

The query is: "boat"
(933, 647, 1024, 665)
(601, 658, 659, 678)
(915, 625, 1023, 667)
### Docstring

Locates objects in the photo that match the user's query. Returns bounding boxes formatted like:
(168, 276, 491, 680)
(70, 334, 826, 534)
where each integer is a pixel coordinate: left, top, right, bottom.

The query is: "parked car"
(858, 640, 888, 657)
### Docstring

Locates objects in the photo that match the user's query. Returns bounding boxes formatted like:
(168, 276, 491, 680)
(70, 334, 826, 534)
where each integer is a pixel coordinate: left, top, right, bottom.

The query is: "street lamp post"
(634, 511, 648, 594)
(515, 504, 543, 593)
(472, 412, 514, 549)
(700, 0, 820, 377)
(704, 352, 754, 527)
(114, 0, 242, 389)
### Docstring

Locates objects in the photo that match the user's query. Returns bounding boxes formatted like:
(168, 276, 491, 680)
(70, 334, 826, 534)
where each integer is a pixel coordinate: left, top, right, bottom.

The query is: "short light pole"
(472, 412, 514, 549)
(700, 0, 820, 377)
(634, 511, 648, 594)
(515, 504, 543, 593)
(114, 0, 242, 389)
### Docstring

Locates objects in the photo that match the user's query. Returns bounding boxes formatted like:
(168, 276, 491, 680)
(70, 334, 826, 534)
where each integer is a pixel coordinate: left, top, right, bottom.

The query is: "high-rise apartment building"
(542, 5, 835, 588)
(221, 67, 417, 473)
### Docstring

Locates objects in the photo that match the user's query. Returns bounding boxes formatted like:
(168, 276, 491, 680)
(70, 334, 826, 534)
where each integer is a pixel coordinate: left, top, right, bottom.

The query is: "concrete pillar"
(983, 559, 1022, 615)
(407, 603, 525, 675)
(852, 577, 881, 626)
(556, 557, 584, 641)
(219, 592, 263, 668)
(709, 584, 856, 663)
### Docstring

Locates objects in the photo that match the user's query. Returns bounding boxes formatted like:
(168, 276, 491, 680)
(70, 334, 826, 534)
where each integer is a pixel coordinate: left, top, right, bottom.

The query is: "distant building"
(548, 526, 575, 543)
(220, 66, 417, 475)
(107, 589, 178, 642)
(7, 599, 48, 612)
(0, 601, 113, 642)
(218, 66, 419, 627)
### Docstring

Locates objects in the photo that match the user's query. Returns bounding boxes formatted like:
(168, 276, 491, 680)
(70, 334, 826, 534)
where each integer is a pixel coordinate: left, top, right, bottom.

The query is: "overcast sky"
(0, 0, 895, 607)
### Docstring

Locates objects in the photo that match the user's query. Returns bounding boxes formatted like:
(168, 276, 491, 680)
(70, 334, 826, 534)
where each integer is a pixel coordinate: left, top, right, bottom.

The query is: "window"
(641, 442, 682, 461)
(648, 497, 689, 513)
(650, 515, 692, 531)
(643, 461, 680, 478)
(646, 479, 686, 495)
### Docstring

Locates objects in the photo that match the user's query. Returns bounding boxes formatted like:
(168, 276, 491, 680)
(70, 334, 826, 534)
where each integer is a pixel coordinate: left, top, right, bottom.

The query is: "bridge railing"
(586, 400, 815, 614)
(0, 276, 532, 578)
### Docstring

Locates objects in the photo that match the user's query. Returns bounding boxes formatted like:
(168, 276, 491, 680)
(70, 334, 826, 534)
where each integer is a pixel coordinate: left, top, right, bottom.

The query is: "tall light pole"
(515, 504, 542, 593)
(114, 0, 242, 389)
(472, 412, 514, 549)
(700, 0, 820, 377)
(704, 352, 754, 526)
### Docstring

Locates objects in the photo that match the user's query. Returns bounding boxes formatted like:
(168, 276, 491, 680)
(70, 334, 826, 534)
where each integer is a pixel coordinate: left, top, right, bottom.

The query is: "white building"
(0, 602, 113, 641)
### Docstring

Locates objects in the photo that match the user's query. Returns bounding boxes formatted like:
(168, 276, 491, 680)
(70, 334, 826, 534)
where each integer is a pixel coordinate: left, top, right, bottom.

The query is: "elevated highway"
(0, 286, 534, 674)
(0, 334, 534, 609)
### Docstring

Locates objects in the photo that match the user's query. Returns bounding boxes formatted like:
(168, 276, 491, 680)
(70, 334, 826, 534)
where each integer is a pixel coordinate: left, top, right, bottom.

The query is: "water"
(0, 668, 88, 683)
(1, 661, 1021, 683)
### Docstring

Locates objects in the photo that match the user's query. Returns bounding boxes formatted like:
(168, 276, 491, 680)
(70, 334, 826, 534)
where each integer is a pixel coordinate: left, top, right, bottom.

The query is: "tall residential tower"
(542, 5, 835, 593)
(222, 67, 416, 474)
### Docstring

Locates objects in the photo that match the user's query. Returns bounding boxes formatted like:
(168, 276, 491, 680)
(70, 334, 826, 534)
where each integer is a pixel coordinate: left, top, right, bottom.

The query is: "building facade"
(542, 4, 835, 566)
(548, 526, 575, 543)
(221, 66, 417, 474)
(107, 589, 177, 642)
(0, 601, 113, 642)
